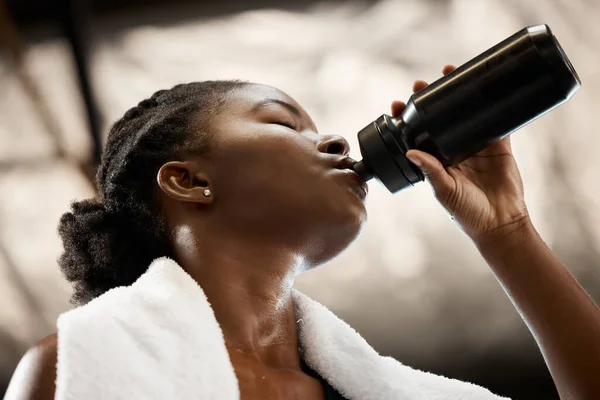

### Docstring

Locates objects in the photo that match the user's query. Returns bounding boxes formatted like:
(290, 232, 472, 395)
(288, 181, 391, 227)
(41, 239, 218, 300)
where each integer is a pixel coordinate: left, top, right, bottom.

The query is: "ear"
(157, 161, 214, 205)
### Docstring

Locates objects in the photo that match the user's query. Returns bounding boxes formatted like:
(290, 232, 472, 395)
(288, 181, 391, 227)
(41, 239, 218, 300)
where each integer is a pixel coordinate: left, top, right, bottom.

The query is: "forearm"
(474, 219, 600, 400)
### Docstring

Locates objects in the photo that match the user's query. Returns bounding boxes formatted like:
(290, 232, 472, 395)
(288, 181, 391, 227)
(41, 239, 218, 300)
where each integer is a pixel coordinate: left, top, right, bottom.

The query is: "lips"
(334, 156, 360, 171)
(331, 156, 369, 199)
(336, 168, 369, 199)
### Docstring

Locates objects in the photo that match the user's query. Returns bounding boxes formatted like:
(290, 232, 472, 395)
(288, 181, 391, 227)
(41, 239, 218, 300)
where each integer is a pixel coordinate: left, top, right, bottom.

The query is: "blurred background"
(1, 0, 599, 398)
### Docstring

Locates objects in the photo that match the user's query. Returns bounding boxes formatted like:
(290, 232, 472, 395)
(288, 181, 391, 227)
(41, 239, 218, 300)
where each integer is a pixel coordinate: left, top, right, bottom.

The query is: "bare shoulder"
(4, 333, 58, 400)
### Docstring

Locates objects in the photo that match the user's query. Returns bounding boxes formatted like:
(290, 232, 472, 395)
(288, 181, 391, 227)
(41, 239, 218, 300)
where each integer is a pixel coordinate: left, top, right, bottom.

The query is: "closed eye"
(275, 121, 298, 131)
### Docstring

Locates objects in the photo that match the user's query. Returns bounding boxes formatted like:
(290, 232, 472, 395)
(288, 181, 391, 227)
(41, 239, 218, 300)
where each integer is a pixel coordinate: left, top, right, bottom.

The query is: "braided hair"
(58, 81, 247, 305)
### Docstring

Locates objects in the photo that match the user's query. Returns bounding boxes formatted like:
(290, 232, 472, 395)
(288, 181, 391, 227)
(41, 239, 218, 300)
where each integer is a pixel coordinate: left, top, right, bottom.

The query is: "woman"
(5, 65, 600, 400)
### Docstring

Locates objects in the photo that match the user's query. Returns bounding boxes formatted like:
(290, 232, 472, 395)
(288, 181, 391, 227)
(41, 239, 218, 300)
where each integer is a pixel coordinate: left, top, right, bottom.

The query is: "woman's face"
(195, 84, 368, 266)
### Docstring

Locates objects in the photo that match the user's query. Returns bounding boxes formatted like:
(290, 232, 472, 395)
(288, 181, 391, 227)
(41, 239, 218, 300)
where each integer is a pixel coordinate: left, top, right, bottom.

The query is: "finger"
(442, 64, 457, 75)
(412, 80, 428, 93)
(475, 136, 513, 157)
(405, 149, 455, 201)
(391, 101, 406, 118)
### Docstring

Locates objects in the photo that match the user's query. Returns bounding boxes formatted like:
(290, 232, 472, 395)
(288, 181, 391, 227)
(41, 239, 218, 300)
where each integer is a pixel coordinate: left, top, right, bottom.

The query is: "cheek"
(210, 132, 366, 246)
(213, 133, 320, 200)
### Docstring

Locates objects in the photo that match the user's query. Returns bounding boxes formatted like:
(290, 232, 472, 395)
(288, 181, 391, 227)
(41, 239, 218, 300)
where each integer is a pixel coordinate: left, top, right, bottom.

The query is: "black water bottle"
(352, 24, 581, 193)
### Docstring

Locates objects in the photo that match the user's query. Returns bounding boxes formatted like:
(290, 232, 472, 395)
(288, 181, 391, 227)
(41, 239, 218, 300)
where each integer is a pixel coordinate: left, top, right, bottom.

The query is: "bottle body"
(354, 24, 581, 193)
(402, 24, 579, 166)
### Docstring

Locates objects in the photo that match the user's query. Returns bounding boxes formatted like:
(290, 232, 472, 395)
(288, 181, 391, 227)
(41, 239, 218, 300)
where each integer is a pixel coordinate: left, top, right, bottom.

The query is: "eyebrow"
(252, 98, 302, 118)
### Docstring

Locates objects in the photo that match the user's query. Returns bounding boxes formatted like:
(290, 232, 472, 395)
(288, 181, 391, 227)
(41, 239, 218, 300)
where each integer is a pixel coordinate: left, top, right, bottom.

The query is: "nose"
(317, 135, 350, 156)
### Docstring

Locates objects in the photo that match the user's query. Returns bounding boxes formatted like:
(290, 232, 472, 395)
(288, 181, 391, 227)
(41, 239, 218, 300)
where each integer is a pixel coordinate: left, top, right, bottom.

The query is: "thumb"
(405, 150, 454, 197)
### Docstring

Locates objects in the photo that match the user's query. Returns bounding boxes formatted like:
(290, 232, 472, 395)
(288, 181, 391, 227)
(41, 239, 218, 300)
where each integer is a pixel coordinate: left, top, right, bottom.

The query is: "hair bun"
(58, 199, 125, 304)
(70, 198, 108, 215)
(58, 196, 171, 305)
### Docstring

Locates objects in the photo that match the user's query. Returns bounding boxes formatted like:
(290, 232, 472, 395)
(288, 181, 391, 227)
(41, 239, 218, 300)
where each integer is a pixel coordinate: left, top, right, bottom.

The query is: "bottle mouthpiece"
(352, 160, 373, 181)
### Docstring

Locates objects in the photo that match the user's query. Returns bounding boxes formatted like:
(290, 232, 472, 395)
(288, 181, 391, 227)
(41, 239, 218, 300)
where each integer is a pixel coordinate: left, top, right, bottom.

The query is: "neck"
(172, 224, 306, 370)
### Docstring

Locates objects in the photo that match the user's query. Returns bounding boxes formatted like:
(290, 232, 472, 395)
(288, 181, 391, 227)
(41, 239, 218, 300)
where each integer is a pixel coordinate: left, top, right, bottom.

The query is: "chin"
(306, 204, 366, 267)
(339, 190, 368, 232)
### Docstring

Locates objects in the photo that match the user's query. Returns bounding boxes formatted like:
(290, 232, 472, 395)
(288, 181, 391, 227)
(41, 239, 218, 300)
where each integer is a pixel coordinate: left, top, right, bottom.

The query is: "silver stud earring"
(203, 189, 211, 197)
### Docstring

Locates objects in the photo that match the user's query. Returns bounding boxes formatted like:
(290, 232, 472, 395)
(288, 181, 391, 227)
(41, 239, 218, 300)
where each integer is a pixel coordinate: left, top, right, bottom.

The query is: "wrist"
(472, 216, 538, 260)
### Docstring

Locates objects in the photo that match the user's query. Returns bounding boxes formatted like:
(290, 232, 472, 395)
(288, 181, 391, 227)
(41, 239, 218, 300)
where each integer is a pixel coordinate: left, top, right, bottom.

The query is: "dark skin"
(154, 83, 367, 399)
(7, 66, 600, 400)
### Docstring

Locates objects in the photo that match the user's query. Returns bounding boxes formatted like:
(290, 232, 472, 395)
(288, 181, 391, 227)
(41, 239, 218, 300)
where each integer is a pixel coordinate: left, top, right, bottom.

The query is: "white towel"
(56, 257, 510, 400)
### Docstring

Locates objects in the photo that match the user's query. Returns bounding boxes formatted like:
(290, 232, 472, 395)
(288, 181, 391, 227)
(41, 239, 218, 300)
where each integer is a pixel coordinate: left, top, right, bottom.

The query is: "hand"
(391, 65, 531, 242)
